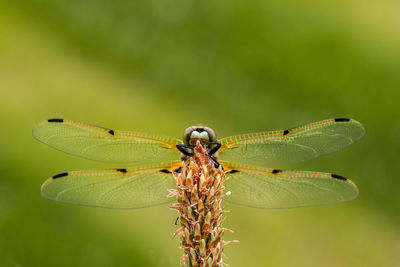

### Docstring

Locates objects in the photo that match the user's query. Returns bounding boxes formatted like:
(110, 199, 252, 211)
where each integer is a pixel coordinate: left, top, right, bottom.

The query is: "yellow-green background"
(0, 0, 399, 266)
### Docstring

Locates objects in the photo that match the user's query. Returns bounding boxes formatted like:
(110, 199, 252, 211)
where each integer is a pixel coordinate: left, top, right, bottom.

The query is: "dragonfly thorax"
(184, 126, 216, 146)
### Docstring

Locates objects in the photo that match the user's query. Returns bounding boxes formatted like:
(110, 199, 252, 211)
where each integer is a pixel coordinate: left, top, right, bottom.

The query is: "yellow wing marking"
(220, 118, 361, 149)
(218, 118, 365, 166)
(220, 161, 359, 209)
(33, 119, 182, 163)
(41, 161, 181, 209)
(49, 119, 180, 149)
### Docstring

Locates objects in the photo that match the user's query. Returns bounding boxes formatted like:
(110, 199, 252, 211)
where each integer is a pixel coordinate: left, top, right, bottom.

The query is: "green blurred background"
(0, 0, 399, 266)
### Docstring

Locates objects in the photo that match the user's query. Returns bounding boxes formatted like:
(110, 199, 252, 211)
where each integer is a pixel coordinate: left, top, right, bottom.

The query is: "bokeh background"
(1, 0, 399, 266)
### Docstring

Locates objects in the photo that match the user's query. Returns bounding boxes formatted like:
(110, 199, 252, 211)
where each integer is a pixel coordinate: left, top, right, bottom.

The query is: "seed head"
(169, 141, 235, 266)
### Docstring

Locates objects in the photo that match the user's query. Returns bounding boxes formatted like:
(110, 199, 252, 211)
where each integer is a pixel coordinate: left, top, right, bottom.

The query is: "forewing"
(219, 118, 365, 166)
(222, 162, 358, 209)
(33, 119, 182, 163)
(41, 162, 180, 209)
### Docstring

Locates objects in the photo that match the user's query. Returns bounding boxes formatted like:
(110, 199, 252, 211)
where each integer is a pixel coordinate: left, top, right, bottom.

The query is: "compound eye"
(191, 131, 200, 139)
(199, 132, 208, 139)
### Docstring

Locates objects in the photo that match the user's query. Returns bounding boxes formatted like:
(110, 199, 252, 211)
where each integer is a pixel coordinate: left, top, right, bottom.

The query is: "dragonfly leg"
(205, 142, 221, 156)
(176, 144, 194, 156)
(209, 156, 220, 168)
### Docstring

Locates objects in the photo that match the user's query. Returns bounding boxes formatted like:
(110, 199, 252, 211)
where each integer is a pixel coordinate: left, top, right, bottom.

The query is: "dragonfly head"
(184, 126, 216, 146)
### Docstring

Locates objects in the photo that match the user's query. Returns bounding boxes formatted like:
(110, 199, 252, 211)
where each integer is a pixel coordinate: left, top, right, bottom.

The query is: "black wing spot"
(227, 170, 240, 174)
(48, 118, 64, 123)
(108, 129, 115, 135)
(173, 167, 182, 173)
(283, 129, 290, 135)
(272, 169, 282, 174)
(331, 173, 347, 181)
(160, 169, 171, 174)
(52, 172, 68, 179)
(117, 168, 127, 173)
(334, 118, 350, 122)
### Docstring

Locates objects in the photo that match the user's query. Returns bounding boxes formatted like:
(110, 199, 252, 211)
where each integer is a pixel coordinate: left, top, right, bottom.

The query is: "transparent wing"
(41, 162, 180, 209)
(219, 118, 365, 167)
(33, 119, 182, 163)
(222, 162, 358, 209)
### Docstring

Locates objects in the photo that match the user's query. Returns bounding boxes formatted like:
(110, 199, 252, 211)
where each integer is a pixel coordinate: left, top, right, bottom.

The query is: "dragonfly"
(33, 118, 365, 209)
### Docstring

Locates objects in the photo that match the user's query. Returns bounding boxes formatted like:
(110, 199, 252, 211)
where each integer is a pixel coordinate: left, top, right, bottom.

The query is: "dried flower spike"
(169, 141, 234, 267)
